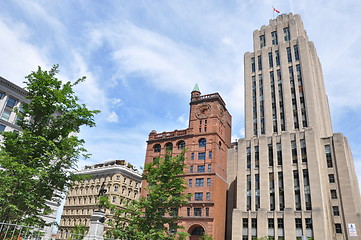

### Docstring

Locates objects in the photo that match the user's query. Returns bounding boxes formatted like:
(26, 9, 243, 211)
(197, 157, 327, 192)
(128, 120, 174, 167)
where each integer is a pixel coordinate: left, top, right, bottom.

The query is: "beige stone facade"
(227, 13, 361, 239)
(143, 88, 232, 240)
(58, 160, 142, 238)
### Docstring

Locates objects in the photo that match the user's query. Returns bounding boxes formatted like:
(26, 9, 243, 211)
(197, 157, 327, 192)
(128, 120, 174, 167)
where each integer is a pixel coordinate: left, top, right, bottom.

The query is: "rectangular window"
(275, 50, 280, 66)
(284, 27, 290, 41)
(207, 178, 211, 186)
(333, 206, 340, 216)
(294, 45, 299, 60)
(0, 124, 6, 132)
(112, 196, 116, 203)
(278, 172, 284, 210)
(189, 179, 193, 187)
(255, 174, 260, 210)
(198, 152, 206, 160)
(251, 57, 255, 72)
(1, 109, 11, 121)
(268, 144, 273, 167)
(268, 52, 273, 68)
(195, 193, 203, 201)
(325, 145, 333, 168)
(277, 218, 284, 229)
(206, 192, 210, 201)
(194, 208, 202, 216)
(197, 165, 205, 173)
(208, 164, 212, 172)
(277, 143, 282, 165)
(247, 175, 251, 211)
(287, 47, 292, 63)
(190, 166, 193, 173)
(6, 97, 17, 108)
(300, 139, 307, 162)
(247, 147, 251, 169)
(331, 189, 337, 199)
(260, 35, 265, 48)
(258, 55, 262, 71)
(271, 31, 278, 45)
(291, 140, 297, 164)
(195, 178, 204, 187)
(255, 146, 259, 168)
(294, 170, 301, 210)
(269, 173, 275, 211)
(329, 174, 335, 183)
(208, 151, 212, 159)
(191, 153, 194, 160)
(335, 223, 342, 233)
(268, 218, 274, 229)
(295, 218, 302, 229)
(243, 218, 248, 228)
(305, 218, 312, 229)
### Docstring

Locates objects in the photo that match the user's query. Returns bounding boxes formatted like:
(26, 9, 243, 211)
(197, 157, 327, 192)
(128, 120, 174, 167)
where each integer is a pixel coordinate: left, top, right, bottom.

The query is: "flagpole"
(272, 6, 275, 19)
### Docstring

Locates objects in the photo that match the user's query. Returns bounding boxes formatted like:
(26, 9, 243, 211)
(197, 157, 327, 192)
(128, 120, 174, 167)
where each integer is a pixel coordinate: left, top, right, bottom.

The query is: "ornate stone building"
(143, 85, 232, 240)
(58, 160, 142, 238)
(227, 13, 361, 240)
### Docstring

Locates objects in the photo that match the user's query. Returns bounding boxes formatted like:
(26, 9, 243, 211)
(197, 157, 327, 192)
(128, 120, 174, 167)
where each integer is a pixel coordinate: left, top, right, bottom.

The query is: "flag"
(273, 7, 280, 13)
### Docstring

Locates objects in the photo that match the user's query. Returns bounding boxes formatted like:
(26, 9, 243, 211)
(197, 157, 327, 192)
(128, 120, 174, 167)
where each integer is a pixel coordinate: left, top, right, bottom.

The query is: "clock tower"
(144, 85, 231, 240)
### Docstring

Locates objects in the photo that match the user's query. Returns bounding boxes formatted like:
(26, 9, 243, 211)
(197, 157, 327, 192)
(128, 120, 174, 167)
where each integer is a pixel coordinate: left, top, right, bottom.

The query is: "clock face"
(196, 103, 211, 119)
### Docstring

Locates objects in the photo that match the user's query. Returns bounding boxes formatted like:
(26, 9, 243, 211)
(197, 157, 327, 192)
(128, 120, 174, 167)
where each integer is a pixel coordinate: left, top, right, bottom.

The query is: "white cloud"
(105, 111, 119, 123)
(111, 98, 123, 106)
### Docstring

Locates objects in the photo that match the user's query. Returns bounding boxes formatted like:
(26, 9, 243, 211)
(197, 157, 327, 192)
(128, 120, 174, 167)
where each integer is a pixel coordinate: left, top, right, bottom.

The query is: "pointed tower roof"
(192, 83, 200, 92)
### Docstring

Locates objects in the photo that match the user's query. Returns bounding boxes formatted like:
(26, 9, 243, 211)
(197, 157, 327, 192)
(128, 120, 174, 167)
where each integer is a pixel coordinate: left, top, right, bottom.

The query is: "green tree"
(106, 152, 189, 240)
(0, 65, 99, 225)
(199, 233, 214, 240)
(70, 224, 87, 240)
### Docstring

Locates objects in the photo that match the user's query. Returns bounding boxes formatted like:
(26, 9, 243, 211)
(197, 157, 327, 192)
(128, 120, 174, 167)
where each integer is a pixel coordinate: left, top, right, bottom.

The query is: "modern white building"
(227, 13, 361, 240)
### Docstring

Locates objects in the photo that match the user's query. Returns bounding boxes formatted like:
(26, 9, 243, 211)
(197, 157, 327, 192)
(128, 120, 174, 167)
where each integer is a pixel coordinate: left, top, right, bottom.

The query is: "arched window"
(191, 227, 205, 235)
(153, 144, 161, 153)
(165, 142, 173, 152)
(199, 138, 206, 148)
(177, 140, 186, 150)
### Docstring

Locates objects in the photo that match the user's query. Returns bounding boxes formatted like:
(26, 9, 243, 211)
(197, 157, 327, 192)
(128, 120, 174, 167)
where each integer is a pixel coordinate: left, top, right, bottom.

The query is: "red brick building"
(142, 85, 231, 240)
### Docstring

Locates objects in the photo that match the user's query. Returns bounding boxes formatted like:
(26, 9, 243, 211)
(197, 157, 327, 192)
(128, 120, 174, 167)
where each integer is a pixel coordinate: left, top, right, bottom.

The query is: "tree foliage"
(0, 65, 99, 225)
(105, 152, 189, 240)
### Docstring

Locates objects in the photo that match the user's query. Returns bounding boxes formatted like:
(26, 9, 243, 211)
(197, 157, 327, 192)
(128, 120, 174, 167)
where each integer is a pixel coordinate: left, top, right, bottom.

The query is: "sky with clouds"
(1, 0, 361, 187)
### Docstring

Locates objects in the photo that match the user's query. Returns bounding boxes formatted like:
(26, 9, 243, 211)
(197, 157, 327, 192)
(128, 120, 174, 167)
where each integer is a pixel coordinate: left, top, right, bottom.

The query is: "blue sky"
(0, 0, 361, 188)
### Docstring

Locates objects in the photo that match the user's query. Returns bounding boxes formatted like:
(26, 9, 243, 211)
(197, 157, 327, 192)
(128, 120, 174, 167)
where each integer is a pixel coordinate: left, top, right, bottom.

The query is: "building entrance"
(188, 225, 205, 240)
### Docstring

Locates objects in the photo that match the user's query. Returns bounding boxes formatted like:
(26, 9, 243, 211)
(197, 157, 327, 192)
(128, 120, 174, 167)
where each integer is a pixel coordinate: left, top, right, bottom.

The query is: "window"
(277, 218, 284, 229)
(208, 164, 212, 172)
(294, 45, 299, 60)
(199, 138, 206, 147)
(260, 35, 265, 48)
(154, 144, 161, 153)
(177, 140, 185, 150)
(205, 207, 209, 216)
(207, 178, 211, 186)
(247, 147, 251, 169)
(300, 139, 307, 162)
(271, 31, 278, 45)
(275, 50, 280, 66)
(0, 92, 4, 99)
(6, 97, 17, 108)
(114, 186, 118, 192)
(194, 208, 202, 216)
(195, 193, 203, 201)
(331, 189, 337, 199)
(209, 151, 212, 159)
(255, 146, 259, 168)
(112, 196, 116, 203)
(170, 208, 178, 217)
(295, 218, 302, 229)
(190, 166, 193, 173)
(191, 153, 194, 160)
(268, 52, 273, 68)
(325, 145, 333, 168)
(187, 208, 190, 216)
(198, 152, 206, 160)
(251, 57, 255, 72)
(277, 143, 282, 165)
(1, 109, 11, 121)
(305, 218, 312, 229)
(188, 193, 192, 201)
(255, 174, 260, 210)
(197, 165, 205, 173)
(206, 192, 210, 201)
(189, 179, 193, 187)
(165, 142, 173, 151)
(268, 144, 273, 167)
(195, 178, 204, 187)
(287, 47, 292, 63)
(0, 124, 5, 132)
(251, 218, 257, 229)
(335, 223, 342, 233)
(291, 140, 297, 164)
(284, 27, 290, 41)
(329, 174, 335, 183)
(258, 55, 262, 71)
(243, 218, 248, 228)
(333, 206, 340, 216)
(268, 218, 274, 229)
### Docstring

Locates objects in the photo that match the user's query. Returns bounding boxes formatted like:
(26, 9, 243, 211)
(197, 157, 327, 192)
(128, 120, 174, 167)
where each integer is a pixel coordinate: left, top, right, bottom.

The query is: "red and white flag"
(273, 7, 280, 13)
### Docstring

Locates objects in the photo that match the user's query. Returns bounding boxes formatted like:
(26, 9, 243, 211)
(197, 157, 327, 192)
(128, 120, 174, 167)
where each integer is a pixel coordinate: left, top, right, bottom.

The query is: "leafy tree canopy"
(105, 152, 189, 240)
(0, 65, 99, 225)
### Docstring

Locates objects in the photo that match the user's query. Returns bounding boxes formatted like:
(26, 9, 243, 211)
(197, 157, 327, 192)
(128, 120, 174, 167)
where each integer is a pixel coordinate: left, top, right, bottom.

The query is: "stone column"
(84, 210, 106, 240)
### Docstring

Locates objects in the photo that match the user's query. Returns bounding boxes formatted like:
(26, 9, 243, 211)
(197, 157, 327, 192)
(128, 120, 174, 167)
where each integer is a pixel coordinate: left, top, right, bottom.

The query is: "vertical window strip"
(270, 71, 278, 132)
(296, 64, 308, 127)
(303, 169, 312, 210)
(259, 74, 265, 134)
(289, 66, 299, 129)
(293, 170, 301, 210)
(252, 76, 258, 136)
(278, 172, 284, 210)
(277, 69, 285, 131)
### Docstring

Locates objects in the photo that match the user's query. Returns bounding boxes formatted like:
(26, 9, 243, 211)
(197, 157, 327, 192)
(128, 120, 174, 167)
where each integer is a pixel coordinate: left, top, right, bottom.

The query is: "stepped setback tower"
(227, 13, 361, 239)
(143, 85, 231, 240)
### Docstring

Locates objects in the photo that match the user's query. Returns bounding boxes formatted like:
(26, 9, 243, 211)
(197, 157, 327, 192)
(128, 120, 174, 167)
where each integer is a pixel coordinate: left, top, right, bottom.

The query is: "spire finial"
(192, 83, 200, 92)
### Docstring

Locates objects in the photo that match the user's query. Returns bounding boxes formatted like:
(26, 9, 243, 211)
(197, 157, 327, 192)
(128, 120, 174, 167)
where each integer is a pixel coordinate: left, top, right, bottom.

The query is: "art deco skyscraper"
(227, 13, 361, 239)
